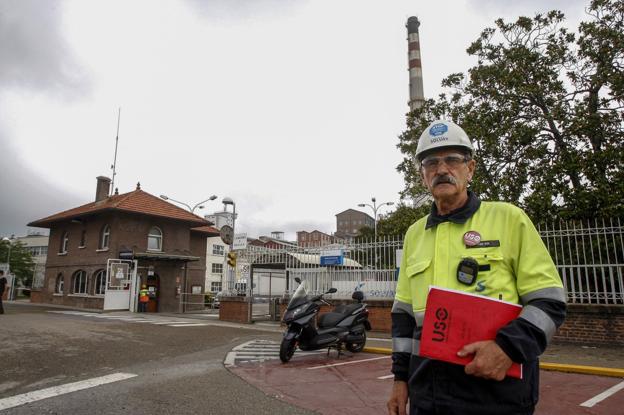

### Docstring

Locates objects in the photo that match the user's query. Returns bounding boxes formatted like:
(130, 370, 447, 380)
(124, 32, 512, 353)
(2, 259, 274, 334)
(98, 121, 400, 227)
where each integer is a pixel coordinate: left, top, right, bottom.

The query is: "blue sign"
(320, 249, 344, 266)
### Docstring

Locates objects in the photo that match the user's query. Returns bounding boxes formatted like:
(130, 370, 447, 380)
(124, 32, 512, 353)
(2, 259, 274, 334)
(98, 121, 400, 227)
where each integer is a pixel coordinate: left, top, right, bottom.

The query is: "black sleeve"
(495, 298, 567, 363)
(391, 311, 416, 382)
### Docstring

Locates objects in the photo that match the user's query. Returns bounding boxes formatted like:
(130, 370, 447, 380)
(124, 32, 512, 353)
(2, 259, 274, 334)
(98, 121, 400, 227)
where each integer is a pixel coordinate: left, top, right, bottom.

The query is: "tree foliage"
(397, 0, 624, 221)
(0, 240, 35, 287)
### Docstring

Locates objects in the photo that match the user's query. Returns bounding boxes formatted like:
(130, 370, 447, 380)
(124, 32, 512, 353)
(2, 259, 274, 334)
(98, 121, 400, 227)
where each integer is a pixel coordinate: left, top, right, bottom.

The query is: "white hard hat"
(416, 120, 474, 160)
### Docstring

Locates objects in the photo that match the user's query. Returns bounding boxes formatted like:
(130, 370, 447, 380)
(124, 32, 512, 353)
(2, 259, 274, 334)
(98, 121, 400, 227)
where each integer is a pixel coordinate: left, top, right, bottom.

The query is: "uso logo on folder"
(419, 286, 523, 379)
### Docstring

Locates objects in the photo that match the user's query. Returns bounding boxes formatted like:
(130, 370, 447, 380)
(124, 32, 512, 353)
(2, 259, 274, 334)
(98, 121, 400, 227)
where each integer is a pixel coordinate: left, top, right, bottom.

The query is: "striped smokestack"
(407, 16, 425, 111)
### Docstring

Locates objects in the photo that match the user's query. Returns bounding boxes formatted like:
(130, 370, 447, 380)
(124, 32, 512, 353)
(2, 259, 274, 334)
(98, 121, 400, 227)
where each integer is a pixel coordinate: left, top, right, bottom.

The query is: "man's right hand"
(387, 380, 408, 415)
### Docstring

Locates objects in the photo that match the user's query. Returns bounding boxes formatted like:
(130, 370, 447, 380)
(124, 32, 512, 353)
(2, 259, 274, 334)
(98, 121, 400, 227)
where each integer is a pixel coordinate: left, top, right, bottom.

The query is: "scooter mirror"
(327, 288, 337, 294)
(295, 277, 302, 284)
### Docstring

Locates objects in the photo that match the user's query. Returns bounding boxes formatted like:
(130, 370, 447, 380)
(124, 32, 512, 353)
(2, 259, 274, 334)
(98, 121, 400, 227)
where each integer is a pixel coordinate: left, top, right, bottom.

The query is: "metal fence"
(539, 218, 624, 305)
(223, 236, 403, 303)
(222, 219, 624, 306)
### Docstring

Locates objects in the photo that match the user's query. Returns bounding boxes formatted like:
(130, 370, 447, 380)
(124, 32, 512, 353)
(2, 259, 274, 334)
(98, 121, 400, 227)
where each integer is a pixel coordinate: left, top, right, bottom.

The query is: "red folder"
(419, 286, 523, 379)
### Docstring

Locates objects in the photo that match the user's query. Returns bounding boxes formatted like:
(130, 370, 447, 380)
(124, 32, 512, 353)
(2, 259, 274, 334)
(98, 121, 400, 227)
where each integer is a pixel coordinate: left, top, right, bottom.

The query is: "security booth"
(132, 251, 203, 313)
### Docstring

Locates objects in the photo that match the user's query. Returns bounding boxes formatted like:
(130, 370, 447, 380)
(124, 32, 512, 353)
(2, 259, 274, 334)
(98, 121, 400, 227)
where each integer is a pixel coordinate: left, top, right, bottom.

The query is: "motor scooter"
(280, 278, 371, 363)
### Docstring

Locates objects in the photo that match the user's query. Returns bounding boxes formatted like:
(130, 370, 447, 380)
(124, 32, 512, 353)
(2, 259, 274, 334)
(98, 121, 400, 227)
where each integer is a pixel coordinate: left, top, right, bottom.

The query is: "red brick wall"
(219, 297, 251, 323)
(554, 304, 624, 346)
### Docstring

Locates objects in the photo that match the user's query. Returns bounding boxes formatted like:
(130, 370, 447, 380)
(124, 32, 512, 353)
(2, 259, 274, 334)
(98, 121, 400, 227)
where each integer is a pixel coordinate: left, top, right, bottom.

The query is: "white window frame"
(60, 231, 69, 253)
(212, 244, 224, 256)
(94, 269, 106, 295)
(147, 226, 163, 251)
(71, 270, 88, 294)
(211, 263, 223, 274)
(55, 274, 64, 294)
(100, 225, 110, 249)
(211, 281, 222, 293)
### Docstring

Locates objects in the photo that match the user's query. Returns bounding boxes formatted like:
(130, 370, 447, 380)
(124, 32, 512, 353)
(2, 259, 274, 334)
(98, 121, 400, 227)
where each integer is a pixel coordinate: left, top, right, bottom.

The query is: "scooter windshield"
(288, 280, 309, 309)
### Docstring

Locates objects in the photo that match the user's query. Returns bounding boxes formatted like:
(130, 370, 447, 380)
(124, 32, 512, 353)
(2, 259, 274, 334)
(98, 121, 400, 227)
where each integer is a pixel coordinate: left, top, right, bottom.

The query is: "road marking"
(224, 340, 322, 367)
(307, 356, 390, 370)
(580, 380, 624, 408)
(0, 373, 137, 411)
(377, 374, 394, 380)
(47, 311, 210, 328)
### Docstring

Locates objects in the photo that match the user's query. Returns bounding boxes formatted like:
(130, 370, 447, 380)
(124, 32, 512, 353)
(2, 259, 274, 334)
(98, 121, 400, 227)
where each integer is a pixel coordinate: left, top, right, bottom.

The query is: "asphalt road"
(0, 303, 314, 415)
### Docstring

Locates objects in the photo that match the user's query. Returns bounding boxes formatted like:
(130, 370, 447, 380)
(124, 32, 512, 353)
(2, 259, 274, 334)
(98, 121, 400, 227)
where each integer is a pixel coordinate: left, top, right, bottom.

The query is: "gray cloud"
(184, 0, 306, 20)
(0, 0, 89, 237)
(0, 0, 90, 96)
(466, 0, 588, 19)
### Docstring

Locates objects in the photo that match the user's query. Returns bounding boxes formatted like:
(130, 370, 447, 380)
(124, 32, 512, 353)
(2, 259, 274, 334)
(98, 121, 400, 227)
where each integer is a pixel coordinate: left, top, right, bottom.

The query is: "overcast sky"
(0, 0, 588, 240)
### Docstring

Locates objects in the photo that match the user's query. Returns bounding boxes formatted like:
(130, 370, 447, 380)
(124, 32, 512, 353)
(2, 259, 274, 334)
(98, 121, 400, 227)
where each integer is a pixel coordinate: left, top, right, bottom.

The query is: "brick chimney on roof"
(95, 176, 111, 202)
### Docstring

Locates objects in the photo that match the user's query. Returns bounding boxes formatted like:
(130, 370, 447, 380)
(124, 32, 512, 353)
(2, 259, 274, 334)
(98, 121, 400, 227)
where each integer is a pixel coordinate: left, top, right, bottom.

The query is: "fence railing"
(222, 219, 624, 305)
(539, 218, 624, 305)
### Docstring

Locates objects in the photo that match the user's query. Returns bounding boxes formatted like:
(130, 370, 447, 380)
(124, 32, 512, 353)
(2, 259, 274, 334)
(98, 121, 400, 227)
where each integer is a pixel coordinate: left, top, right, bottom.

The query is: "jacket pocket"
(406, 259, 431, 278)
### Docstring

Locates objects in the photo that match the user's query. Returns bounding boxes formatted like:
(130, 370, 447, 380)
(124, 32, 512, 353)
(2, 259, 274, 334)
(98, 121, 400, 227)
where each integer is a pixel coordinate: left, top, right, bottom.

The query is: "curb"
(362, 347, 624, 378)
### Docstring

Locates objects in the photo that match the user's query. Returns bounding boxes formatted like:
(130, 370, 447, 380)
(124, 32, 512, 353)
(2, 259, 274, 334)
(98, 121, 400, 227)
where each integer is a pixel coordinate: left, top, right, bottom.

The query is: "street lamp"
(160, 194, 217, 214)
(358, 197, 394, 241)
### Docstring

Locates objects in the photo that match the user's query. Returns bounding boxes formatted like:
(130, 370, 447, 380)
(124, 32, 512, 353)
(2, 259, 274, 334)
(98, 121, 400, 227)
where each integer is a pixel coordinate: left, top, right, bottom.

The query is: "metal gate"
(222, 237, 403, 322)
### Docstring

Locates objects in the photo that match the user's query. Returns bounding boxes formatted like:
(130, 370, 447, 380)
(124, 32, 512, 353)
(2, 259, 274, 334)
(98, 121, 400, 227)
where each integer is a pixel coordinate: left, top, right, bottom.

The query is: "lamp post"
(358, 197, 394, 269)
(159, 194, 217, 214)
(358, 197, 394, 241)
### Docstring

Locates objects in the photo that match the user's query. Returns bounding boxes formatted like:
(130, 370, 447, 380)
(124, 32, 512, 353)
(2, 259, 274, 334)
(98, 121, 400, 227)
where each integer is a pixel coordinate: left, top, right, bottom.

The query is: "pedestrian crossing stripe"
(47, 311, 210, 328)
(224, 340, 324, 368)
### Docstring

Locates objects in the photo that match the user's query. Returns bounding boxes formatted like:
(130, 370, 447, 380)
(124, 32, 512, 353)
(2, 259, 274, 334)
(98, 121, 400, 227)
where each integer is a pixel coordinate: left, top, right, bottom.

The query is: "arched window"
(55, 273, 64, 294)
(100, 225, 110, 249)
(60, 231, 69, 253)
(93, 269, 107, 295)
(147, 227, 162, 251)
(71, 270, 88, 294)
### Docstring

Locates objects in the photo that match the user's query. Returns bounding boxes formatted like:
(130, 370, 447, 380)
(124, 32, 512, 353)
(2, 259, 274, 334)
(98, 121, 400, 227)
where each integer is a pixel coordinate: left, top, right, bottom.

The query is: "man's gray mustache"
(432, 175, 457, 186)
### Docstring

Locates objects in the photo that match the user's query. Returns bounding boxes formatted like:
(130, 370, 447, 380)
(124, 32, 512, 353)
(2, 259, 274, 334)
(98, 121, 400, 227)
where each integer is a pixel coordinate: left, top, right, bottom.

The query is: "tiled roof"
(28, 189, 209, 228)
(191, 226, 221, 236)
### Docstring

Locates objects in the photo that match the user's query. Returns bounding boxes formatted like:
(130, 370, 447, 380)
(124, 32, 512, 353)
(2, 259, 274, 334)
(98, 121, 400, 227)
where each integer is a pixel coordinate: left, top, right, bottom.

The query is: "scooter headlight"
(283, 304, 308, 322)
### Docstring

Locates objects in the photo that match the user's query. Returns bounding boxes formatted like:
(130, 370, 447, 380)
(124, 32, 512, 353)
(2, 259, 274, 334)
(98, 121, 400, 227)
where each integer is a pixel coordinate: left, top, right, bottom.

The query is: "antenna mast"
(110, 107, 121, 195)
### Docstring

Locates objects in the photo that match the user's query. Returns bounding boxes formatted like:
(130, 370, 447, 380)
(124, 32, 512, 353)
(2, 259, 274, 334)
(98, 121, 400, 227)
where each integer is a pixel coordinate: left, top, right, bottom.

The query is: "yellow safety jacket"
(391, 195, 567, 413)
(139, 289, 149, 303)
(396, 201, 563, 314)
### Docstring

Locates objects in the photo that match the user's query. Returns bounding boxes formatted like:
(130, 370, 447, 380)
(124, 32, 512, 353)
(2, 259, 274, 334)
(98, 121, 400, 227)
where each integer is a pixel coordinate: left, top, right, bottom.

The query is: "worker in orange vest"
(138, 284, 149, 312)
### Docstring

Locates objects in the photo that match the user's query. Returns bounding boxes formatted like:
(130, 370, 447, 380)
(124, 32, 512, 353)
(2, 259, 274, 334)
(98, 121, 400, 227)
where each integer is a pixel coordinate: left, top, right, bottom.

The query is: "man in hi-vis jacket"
(387, 120, 566, 415)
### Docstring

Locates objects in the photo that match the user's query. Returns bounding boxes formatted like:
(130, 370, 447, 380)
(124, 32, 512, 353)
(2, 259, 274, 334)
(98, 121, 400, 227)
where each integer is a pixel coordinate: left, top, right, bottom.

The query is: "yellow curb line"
(362, 347, 624, 378)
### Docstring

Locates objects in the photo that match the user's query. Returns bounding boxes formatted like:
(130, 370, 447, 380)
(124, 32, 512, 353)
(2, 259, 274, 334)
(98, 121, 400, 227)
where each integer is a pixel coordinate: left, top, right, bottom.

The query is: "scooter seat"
(334, 303, 362, 315)
(318, 312, 346, 328)
(318, 304, 363, 328)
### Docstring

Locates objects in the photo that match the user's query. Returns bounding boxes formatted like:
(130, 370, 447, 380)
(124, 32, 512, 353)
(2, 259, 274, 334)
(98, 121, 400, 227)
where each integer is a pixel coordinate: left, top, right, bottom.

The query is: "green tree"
(0, 240, 35, 287)
(398, 0, 624, 221)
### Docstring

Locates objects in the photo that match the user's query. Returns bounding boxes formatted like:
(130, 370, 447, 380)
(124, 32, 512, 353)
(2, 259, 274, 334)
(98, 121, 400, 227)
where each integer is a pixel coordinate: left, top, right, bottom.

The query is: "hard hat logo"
(429, 123, 448, 136)
(416, 119, 474, 161)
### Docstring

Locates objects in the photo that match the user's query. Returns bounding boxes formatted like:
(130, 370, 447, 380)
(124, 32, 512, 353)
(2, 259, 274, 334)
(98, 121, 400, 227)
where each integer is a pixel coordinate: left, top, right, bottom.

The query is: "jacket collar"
(425, 190, 481, 229)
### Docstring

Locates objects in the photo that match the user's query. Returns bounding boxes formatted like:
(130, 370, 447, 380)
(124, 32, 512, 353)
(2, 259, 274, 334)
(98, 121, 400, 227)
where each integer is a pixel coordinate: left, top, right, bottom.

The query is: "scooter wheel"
(279, 337, 297, 363)
(346, 330, 366, 353)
